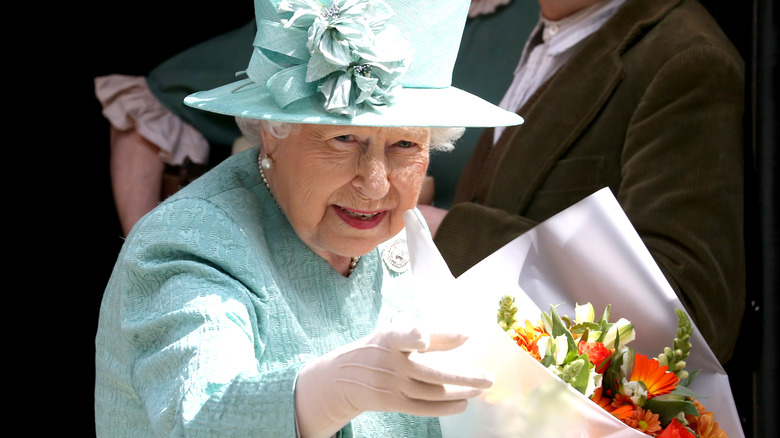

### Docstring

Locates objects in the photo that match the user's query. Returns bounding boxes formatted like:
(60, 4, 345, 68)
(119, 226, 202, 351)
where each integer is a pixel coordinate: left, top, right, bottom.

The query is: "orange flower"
(591, 386, 612, 410)
(686, 401, 728, 438)
(620, 406, 662, 435)
(629, 354, 679, 398)
(611, 393, 634, 409)
(590, 387, 635, 420)
(685, 400, 706, 429)
(609, 393, 637, 420)
(611, 404, 636, 421)
(513, 320, 548, 361)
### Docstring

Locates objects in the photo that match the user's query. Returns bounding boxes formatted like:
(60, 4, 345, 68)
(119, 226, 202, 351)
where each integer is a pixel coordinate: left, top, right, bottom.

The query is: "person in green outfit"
(94, 0, 522, 437)
(95, 22, 255, 235)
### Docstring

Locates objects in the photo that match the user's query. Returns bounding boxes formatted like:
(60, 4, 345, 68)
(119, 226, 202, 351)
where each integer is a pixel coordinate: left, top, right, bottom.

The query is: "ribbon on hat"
(246, 21, 316, 108)
(242, 0, 414, 117)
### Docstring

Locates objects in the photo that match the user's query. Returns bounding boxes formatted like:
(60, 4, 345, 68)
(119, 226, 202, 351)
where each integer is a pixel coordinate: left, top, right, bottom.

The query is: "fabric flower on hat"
(468, 0, 512, 18)
(278, 0, 413, 117)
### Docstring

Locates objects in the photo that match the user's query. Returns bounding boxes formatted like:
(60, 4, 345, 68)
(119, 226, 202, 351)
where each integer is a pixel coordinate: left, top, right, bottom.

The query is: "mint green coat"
(95, 148, 440, 437)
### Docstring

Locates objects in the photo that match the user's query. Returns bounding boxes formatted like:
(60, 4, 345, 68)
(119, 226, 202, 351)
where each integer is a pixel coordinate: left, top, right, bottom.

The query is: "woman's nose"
(354, 156, 391, 200)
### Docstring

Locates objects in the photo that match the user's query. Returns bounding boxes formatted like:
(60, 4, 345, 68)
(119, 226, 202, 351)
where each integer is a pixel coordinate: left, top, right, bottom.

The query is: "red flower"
(578, 341, 613, 372)
(657, 418, 696, 438)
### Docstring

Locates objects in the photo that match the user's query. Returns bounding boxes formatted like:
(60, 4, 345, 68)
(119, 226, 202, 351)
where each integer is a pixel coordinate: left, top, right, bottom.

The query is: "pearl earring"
(259, 155, 274, 170)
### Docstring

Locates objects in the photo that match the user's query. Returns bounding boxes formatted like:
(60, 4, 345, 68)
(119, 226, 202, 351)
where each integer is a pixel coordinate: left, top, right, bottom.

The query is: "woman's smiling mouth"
(333, 205, 387, 229)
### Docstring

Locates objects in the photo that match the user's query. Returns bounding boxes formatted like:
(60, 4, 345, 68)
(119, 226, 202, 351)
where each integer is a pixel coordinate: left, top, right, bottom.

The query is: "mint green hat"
(184, 0, 523, 128)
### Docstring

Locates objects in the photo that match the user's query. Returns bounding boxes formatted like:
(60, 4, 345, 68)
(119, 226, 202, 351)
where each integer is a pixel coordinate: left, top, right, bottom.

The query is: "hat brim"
(184, 78, 523, 128)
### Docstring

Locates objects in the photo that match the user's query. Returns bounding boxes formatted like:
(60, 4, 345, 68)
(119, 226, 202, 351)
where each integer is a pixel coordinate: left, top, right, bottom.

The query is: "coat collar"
(482, 0, 684, 212)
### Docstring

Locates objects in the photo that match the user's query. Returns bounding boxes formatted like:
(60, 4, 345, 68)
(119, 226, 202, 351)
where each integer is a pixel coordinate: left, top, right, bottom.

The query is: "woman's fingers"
(401, 380, 488, 402)
(423, 330, 470, 352)
(379, 323, 469, 353)
(382, 325, 431, 353)
(407, 352, 494, 389)
(392, 396, 470, 417)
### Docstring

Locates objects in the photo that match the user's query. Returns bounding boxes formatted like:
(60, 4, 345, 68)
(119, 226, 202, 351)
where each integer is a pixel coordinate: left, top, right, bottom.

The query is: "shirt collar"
(540, 0, 627, 56)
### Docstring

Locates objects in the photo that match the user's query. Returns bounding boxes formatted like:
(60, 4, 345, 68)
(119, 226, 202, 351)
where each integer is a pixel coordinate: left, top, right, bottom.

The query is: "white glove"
(294, 324, 493, 438)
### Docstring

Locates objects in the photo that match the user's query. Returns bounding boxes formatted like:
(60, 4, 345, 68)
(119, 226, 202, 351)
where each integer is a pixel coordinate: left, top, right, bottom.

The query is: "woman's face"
(261, 124, 431, 264)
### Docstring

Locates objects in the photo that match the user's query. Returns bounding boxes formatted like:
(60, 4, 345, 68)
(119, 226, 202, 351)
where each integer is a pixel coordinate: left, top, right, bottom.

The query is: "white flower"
(538, 334, 570, 366)
(602, 317, 635, 349)
(620, 378, 648, 406)
(575, 302, 595, 325)
(584, 367, 603, 398)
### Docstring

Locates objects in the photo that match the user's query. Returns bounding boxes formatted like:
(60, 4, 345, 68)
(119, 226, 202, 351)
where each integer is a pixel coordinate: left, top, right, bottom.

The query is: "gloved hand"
(294, 323, 493, 438)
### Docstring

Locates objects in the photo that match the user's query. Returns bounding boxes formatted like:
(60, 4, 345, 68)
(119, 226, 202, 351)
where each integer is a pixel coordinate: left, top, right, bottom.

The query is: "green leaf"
(596, 321, 613, 343)
(643, 395, 699, 425)
(548, 305, 577, 355)
(564, 349, 580, 365)
(541, 308, 554, 336)
(600, 304, 612, 323)
(580, 327, 590, 343)
(679, 369, 701, 387)
(570, 354, 593, 395)
(602, 349, 626, 396)
(570, 322, 601, 335)
(671, 385, 699, 398)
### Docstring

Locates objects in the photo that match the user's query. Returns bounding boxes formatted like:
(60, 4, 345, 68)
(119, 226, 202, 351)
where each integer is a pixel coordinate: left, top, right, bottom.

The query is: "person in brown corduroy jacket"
(425, 0, 745, 364)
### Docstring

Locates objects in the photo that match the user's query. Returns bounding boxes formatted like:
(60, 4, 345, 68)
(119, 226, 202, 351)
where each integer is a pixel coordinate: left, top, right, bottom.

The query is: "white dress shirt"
(494, 0, 627, 142)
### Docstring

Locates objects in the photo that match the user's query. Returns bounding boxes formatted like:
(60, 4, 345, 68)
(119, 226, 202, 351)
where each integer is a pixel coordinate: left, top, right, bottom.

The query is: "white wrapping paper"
(403, 188, 743, 438)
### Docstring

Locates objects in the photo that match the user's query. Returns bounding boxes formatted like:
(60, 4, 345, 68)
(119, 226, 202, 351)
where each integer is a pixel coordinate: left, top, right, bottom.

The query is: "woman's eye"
(395, 140, 416, 149)
(334, 135, 356, 142)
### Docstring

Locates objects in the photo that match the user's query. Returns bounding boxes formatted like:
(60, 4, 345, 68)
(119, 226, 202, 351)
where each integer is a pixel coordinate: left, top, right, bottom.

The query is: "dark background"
(16, 1, 775, 436)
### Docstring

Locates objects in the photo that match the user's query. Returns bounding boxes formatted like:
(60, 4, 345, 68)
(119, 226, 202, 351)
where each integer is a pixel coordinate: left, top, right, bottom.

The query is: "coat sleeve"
(617, 44, 746, 363)
(104, 197, 307, 437)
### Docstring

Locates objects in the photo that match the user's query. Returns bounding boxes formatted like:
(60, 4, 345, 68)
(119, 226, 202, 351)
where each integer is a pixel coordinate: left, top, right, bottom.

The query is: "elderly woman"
(94, 0, 522, 437)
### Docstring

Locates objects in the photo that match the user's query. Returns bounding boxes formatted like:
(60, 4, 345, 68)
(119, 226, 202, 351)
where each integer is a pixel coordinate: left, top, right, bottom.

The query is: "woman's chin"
(335, 235, 386, 258)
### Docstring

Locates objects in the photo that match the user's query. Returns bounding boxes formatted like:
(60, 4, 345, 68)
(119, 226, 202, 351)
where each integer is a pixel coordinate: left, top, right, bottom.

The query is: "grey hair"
(430, 126, 465, 152)
(235, 118, 293, 145)
(235, 117, 464, 151)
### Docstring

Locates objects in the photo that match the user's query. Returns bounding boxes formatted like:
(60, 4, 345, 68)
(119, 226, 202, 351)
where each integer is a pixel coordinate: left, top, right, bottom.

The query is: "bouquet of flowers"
(402, 188, 743, 438)
(497, 297, 727, 437)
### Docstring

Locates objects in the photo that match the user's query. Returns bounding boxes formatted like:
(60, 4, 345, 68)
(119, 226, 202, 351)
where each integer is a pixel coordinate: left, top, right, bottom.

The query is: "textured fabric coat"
(95, 149, 440, 437)
(435, 0, 745, 363)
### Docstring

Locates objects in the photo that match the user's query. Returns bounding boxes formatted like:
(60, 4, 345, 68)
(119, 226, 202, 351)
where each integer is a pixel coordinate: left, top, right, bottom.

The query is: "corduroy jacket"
(435, 0, 745, 363)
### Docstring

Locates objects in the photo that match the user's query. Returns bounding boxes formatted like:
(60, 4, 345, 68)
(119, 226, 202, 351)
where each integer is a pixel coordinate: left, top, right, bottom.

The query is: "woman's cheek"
(408, 158, 430, 187)
(394, 161, 429, 203)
